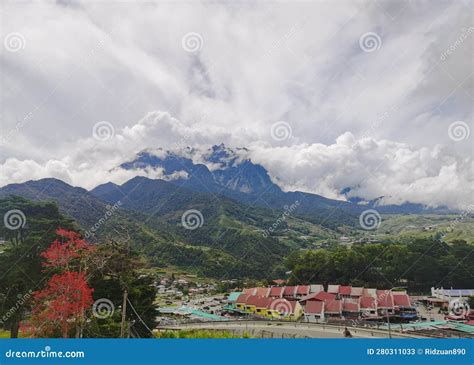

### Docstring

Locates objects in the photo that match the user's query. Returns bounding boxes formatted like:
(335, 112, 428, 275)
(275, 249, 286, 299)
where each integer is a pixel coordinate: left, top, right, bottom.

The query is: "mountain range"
(0, 144, 451, 278)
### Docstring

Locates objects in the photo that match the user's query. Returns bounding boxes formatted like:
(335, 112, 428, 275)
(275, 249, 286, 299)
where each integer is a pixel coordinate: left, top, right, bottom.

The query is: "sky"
(0, 0, 473, 209)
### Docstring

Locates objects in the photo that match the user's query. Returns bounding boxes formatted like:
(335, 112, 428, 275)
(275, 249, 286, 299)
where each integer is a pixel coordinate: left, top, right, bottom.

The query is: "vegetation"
(286, 237, 474, 293)
(0, 197, 158, 338)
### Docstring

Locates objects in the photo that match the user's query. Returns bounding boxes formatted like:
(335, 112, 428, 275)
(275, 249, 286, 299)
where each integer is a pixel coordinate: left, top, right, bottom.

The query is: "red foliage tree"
(32, 229, 95, 338)
(32, 272, 93, 338)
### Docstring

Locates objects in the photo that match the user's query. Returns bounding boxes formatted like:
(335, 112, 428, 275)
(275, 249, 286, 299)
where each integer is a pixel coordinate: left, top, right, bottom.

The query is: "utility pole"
(120, 289, 128, 338)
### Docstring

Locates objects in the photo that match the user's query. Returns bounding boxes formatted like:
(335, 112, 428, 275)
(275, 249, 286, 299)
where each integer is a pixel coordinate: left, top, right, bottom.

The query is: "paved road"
(158, 321, 421, 339)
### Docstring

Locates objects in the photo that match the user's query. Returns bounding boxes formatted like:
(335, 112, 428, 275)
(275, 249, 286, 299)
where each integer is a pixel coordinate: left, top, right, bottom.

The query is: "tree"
(31, 272, 93, 338)
(0, 197, 75, 338)
(31, 228, 95, 338)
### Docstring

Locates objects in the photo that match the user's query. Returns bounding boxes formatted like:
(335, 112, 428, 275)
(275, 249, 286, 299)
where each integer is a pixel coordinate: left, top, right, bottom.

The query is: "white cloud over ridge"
(0, 1, 472, 209)
(0, 111, 472, 210)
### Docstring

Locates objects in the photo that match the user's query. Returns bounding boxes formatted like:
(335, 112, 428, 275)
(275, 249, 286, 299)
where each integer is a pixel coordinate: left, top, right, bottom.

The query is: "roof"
(269, 286, 284, 297)
(360, 296, 376, 309)
(393, 294, 411, 307)
(255, 296, 273, 308)
(272, 279, 286, 285)
(296, 285, 310, 295)
(304, 300, 324, 314)
(377, 291, 394, 308)
(327, 284, 340, 294)
(242, 288, 257, 296)
(268, 298, 298, 314)
(309, 284, 324, 294)
(315, 291, 337, 301)
(339, 285, 352, 295)
(343, 300, 359, 312)
(350, 287, 364, 297)
(324, 299, 342, 313)
(245, 295, 261, 306)
(255, 287, 270, 297)
(236, 294, 250, 304)
(283, 286, 296, 296)
(227, 292, 242, 302)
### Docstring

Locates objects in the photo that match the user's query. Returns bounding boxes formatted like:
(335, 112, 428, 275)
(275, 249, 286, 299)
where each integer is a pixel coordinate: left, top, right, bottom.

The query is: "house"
(342, 299, 360, 319)
(242, 288, 257, 296)
(268, 298, 303, 320)
(376, 290, 394, 316)
(255, 287, 270, 297)
(338, 285, 352, 299)
(324, 299, 342, 317)
(244, 295, 261, 313)
(235, 294, 250, 311)
(254, 297, 273, 317)
(299, 291, 336, 305)
(295, 285, 310, 299)
(282, 286, 297, 299)
(226, 291, 242, 309)
(393, 292, 417, 321)
(360, 296, 378, 318)
(304, 300, 325, 323)
(268, 286, 284, 298)
(271, 279, 286, 286)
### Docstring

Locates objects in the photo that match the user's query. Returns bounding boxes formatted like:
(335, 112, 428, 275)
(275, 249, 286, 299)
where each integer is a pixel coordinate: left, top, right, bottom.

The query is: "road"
(157, 320, 422, 338)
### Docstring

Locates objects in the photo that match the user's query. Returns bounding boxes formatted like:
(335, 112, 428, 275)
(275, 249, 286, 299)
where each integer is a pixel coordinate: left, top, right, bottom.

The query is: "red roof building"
(295, 285, 310, 297)
(324, 299, 342, 315)
(360, 296, 376, 309)
(271, 279, 286, 285)
(299, 291, 336, 304)
(377, 291, 394, 309)
(342, 300, 360, 312)
(305, 300, 324, 315)
(283, 286, 296, 298)
(338, 285, 352, 297)
(268, 286, 284, 298)
(393, 293, 411, 307)
(255, 287, 270, 297)
(242, 288, 257, 296)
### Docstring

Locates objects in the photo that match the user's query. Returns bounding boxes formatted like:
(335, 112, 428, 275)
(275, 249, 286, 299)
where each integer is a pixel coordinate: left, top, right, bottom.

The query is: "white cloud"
(0, 1, 472, 209)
